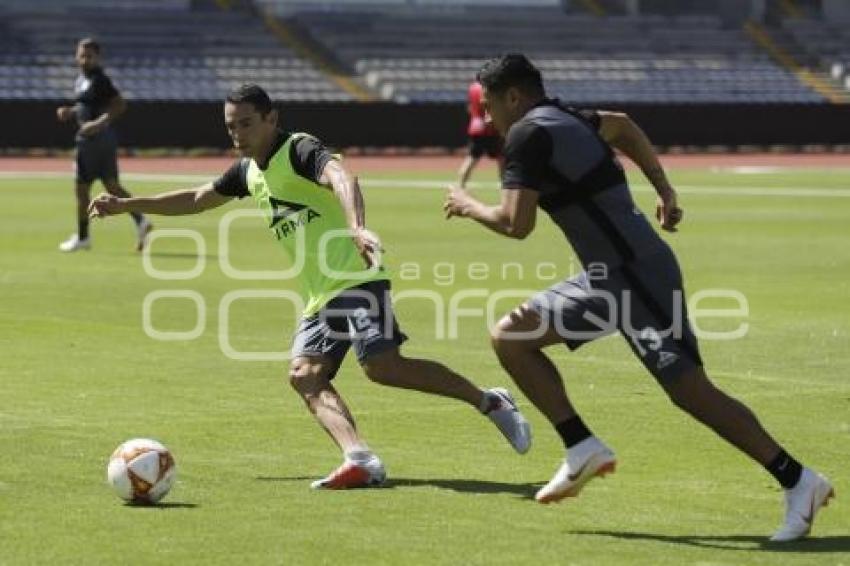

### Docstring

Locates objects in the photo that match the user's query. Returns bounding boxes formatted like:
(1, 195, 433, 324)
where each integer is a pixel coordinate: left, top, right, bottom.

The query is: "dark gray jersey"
(502, 99, 666, 268)
(73, 67, 119, 141)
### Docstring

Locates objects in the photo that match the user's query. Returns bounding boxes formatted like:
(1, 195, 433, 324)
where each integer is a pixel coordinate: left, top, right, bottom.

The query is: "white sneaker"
(770, 468, 835, 542)
(535, 436, 616, 504)
(58, 234, 91, 252)
(135, 219, 153, 252)
(482, 388, 532, 454)
(310, 453, 386, 490)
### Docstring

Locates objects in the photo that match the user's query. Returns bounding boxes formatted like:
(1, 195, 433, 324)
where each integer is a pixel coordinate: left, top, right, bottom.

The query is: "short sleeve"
(213, 159, 249, 199)
(501, 121, 553, 190)
(93, 72, 119, 102)
(290, 135, 335, 184)
(575, 108, 601, 130)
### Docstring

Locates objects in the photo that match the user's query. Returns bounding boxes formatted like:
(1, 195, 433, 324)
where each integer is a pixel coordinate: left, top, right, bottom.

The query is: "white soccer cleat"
(483, 388, 532, 454)
(310, 454, 386, 490)
(770, 468, 835, 542)
(135, 219, 153, 252)
(58, 234, 91, 252)
(535, 437, 616, 504)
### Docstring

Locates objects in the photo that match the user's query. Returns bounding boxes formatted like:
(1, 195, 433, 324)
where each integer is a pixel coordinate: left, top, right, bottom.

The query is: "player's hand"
(444, 185, 472, 219)
(656, 188, 683, 232)
(78, 120, 104, 137)
(88, 193, 126, 219)
(56, 106, 74, 122)
(353, 227, 383, 268)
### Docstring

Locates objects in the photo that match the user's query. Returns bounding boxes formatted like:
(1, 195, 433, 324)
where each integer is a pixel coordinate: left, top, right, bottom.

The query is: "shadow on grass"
(124, 502, 199, 509)
(143, 252, 219, 260)
(570, 530, 850, 553)
(256, 476, 541, 498)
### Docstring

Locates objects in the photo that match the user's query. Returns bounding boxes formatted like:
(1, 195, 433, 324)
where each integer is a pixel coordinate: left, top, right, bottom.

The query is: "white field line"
(1, 170, 850, 198)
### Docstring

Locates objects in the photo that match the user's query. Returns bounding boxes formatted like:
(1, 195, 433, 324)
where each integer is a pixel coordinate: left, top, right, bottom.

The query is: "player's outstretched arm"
(444, 185, 537, 239)
(88, 182, 232, 219)
(597, 111, 682, 232)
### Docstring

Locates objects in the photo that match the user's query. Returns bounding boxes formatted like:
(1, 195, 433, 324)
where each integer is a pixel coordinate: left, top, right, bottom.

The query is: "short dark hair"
(77, 37, 101, 54)
(226, 83, 273, 116)
(477, 54, 544, 97)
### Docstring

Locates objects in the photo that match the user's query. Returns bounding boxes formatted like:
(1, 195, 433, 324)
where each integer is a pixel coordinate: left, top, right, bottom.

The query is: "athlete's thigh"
(611, 254, 703, 383)
(75, 143, 97, 185)
(525, 271, 617, 351)
(492, 301, 562, 351)
(289, 354, 340, 382)
(290, 312, 350, 380)
(329, 280, 408, 364)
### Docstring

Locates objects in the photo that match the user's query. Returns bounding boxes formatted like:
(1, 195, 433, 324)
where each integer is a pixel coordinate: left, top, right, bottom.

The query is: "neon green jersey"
(236, 132, 387, 316)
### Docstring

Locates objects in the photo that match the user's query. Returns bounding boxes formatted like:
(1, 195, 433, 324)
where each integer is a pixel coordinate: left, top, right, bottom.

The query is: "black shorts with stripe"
(528, 249, 703, 382)
(75, 130, 119, 184)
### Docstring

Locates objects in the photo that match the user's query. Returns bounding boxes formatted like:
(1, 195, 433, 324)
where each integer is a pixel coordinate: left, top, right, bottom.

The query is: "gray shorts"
(528, 250, 702, 382)
(291, 279, 407, 378)
(75, 131, 119, 184)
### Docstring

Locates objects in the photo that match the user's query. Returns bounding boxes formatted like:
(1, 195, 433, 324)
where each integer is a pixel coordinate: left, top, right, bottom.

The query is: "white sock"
(345, 446, 374, 464)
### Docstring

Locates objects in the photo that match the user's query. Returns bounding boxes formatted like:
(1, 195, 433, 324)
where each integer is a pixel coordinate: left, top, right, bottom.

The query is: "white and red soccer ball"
(107, 438, 176, 504)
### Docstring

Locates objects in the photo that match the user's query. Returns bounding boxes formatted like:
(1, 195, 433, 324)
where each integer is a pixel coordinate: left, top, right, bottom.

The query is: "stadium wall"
(5, 101, 850, 150)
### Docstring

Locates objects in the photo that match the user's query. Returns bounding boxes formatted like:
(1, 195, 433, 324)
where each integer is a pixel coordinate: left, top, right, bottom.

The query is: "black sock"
(78, 219, 89, 240)
(555, 416, 592, 449)
(765, 449, 803, 489)
(130, 211, 143, 225)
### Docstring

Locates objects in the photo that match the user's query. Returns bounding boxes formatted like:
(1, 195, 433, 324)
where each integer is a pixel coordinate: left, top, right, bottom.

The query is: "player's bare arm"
(78, 94, 127, 138)
(444, 185, 537, 239)
(88, 182, 231, 218)
(597, 111, 683, 232)
(320, 159, 381, 266)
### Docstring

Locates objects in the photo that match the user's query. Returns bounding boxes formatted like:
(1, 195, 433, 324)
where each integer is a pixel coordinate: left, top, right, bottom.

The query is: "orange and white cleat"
(310, 455, 386, 490)
(535, 437, 616, 504)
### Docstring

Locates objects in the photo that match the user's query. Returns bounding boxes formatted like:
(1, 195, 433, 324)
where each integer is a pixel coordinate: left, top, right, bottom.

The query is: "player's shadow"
(387, 477, 541, 498)
(144, 252, 219, 260)
(570, 529, 850, 553)
(124, 502, 199, 509)
(255, 476, 540, 498)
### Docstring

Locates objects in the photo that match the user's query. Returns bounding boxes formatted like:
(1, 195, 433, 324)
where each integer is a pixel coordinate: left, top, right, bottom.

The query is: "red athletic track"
(0, 153, 847, 176)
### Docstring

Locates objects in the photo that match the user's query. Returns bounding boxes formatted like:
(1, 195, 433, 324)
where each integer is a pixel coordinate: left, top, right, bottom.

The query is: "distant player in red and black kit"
(56, 38, 151, 252)
(457, 81, 503, 189)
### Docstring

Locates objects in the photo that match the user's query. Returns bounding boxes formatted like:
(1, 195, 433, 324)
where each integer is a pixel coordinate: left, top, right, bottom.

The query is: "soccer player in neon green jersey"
(88, 84, 531, 490)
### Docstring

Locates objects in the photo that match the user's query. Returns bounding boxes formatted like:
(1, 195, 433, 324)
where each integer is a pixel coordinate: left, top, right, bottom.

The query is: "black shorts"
(468, 135, 502, 159)
(75, 131, 119, 184)
(528, 251, 703, 382)
(290, 279, 408, 378)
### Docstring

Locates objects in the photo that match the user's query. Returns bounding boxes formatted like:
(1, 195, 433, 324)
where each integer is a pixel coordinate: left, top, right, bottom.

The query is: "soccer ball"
(107, 438, 177, 504)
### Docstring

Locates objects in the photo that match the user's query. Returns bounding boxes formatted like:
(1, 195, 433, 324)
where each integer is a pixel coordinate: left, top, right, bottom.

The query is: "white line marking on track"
(2, 171, 850, 197)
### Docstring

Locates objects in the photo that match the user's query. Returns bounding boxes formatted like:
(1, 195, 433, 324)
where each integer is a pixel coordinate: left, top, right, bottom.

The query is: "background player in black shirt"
(444, 54, 833, 542)
(56, 38, 151, 252)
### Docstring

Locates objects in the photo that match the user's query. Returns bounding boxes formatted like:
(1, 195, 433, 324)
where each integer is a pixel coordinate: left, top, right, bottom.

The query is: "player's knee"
(661, 367, 711, 413)
(362, 351, 401, 385)
(490, 308, 533, 355)
(288, 359, 328, 393)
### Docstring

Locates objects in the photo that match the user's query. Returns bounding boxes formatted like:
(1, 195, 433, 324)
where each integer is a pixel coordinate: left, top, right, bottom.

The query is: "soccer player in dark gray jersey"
(444, 54, 833, 542)
(56, 38, 151, 252)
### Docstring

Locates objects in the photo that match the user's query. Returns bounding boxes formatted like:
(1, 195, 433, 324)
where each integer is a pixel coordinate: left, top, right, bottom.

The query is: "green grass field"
(1, 163, 848, 565)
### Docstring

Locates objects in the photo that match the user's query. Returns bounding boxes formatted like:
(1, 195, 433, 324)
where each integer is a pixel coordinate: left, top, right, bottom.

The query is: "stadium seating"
(284, 6, 826, 104)
(0, 4, 353, 102)
(0, 1, 831, 105)
(783, 18, 850, 89)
